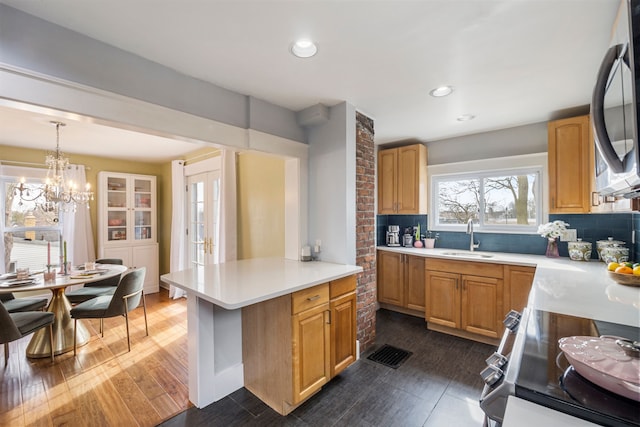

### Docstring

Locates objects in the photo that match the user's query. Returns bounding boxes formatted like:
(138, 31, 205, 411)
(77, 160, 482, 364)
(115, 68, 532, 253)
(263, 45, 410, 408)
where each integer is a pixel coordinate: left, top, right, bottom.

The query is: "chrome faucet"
(467, 218, 480, 251)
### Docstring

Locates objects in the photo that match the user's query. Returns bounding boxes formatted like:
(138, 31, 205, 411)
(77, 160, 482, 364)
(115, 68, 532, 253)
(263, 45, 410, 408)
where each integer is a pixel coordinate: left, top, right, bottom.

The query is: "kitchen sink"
(441, 251, 494, 258)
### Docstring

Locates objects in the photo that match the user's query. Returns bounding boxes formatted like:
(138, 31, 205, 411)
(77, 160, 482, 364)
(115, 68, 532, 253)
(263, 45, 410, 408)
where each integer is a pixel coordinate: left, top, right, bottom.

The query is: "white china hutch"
(97, 171, 159, 293)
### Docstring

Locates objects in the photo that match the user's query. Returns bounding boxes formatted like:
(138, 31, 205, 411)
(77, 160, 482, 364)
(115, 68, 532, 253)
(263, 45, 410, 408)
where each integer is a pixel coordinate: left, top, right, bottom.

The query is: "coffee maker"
(386, 225, 400, 246)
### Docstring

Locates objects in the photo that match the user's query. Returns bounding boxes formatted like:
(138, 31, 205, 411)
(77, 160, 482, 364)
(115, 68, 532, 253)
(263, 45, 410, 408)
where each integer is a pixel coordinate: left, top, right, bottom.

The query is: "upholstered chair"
(0, 301, 55, 364)
(70, 267, 148, 354)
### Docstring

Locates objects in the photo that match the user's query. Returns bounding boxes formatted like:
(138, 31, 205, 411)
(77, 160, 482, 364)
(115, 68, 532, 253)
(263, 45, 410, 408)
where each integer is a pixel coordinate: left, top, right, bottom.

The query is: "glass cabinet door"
(132, 177, 153, 242)
(106, 176, 128, 242)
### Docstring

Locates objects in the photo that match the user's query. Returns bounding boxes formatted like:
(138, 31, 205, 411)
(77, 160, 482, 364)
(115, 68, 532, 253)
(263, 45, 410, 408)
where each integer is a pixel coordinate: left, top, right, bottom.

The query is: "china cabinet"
(97, 172, 158, 293)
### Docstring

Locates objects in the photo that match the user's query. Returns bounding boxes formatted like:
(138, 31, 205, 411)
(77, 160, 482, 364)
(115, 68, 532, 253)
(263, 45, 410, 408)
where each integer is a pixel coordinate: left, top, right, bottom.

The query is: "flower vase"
(546, 238, 559, 258)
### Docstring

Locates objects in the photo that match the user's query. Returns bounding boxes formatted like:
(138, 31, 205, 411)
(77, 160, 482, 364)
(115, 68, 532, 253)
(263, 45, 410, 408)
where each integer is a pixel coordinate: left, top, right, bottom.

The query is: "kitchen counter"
(160, 258, 362, 409)
(377, 246, 640, 327)
(161, 257, 362, 309)
(379, 246, 639, 426)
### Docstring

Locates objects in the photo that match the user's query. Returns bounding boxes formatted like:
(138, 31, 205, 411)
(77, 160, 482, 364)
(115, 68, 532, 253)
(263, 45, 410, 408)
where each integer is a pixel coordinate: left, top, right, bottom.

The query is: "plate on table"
(0, 273, 17, 280)
(0, 279, 36, 287)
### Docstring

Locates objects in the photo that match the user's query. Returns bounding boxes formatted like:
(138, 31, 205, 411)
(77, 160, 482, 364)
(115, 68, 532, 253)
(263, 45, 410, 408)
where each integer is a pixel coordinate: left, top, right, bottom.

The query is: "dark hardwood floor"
(2, 291, 494, 427)
(160, 309, 495, 427)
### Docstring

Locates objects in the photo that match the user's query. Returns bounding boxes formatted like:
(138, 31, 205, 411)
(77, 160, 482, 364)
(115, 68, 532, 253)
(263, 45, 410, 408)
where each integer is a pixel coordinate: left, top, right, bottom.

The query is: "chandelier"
(14, 121, 94, 213)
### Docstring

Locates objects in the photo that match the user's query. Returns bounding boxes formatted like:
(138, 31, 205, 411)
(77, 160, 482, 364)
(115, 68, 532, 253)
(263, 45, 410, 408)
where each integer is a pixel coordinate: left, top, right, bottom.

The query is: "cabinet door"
(397, 145, 425, 214)
(330, 291, 356, 378)
(504, 266, 535, 315)
(377, 149, 398, 214)
(132, 244, 159, 293)
(461, 275, 501, 338)
(425, 270, 460, 328)
(292, 303, 330, 404)
(548, 115, 592, 213)
(132, 176, 155, 243)
(101, 246, 132, 267)
(377, 251, 404, 306)
(104, 174, 129, 244)
(405, 255, 425, 312)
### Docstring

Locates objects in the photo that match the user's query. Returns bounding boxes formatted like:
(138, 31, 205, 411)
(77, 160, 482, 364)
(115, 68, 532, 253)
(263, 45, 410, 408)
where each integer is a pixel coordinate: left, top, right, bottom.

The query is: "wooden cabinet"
(98, 172, 158, 293)
(329, 275, 357, 377)
(504, 265, 535, 314)
(425, 258, 503, 341)
(548, 115, 593, 213)
(377, 144, 427, 214)
(292, 286, 331, 404)
(377, 251, 425, 313)
(242, 275, 357, 415)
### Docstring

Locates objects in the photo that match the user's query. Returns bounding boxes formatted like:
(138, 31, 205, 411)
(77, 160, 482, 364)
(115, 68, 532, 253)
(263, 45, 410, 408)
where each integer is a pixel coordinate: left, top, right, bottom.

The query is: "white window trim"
(428, 153, 548, 234)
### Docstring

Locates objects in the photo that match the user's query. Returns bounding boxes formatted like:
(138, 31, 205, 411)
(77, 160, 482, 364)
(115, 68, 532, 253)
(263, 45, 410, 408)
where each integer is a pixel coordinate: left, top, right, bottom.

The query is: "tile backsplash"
(377, 213, 639, 260)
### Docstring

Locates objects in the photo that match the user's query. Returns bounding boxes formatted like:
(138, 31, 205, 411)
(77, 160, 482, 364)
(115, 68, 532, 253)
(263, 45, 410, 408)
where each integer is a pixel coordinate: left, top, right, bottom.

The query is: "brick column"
(355, 112, 376, 352)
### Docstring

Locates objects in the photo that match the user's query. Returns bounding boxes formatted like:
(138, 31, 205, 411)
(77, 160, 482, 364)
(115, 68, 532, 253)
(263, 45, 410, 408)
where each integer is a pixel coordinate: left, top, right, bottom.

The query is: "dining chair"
(0, 292, 48, 313)
(65, 258, 124, 304)
(70, 267, 148, 355)
(0, 300, 55, 365)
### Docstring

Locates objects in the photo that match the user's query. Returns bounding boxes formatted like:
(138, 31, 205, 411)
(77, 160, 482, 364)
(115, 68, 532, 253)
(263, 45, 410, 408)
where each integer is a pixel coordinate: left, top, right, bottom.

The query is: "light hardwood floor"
(1, 289, 190, 427)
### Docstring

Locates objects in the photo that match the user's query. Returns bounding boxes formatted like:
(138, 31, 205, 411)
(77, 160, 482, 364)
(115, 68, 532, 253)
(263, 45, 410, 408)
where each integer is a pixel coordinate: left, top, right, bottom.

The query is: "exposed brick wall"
(355, 111, 376, 352)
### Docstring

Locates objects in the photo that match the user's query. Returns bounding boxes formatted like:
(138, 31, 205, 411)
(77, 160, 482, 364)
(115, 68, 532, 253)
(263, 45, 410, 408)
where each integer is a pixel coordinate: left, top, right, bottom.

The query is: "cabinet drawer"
(330, 275, 356, 299)
(425, 258, 503, 279)
(292, 284, 329, 314)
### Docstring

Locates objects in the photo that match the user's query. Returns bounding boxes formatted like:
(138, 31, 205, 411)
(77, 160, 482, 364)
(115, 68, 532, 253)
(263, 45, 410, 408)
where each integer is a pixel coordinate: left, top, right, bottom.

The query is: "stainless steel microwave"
(592, 0, 640, 198)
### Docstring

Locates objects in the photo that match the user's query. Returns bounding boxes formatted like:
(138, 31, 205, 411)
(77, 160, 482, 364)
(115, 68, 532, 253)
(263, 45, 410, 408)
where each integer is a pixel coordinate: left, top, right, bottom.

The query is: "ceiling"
(0, 0, 620, 161)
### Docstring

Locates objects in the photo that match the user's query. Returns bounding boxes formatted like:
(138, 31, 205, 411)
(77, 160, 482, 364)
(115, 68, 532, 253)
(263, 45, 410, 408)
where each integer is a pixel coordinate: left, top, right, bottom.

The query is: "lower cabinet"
(242, 275, 357, 415)
(377, 250, 425, 313)
(504, 265, 536, 315)
(425, 258, 503, 340)
(101, 243, 159, 293)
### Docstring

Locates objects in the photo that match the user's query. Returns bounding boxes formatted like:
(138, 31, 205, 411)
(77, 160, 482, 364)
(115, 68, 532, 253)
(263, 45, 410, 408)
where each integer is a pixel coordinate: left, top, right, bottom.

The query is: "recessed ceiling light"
(291, 39, 318, 58)
(429, 86, 453, 97)
(457, 114, 476, 121)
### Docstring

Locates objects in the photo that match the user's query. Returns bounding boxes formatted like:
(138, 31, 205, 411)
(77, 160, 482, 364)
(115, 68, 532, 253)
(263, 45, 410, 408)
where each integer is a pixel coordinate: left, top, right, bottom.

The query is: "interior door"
(187, 171, 220, 267)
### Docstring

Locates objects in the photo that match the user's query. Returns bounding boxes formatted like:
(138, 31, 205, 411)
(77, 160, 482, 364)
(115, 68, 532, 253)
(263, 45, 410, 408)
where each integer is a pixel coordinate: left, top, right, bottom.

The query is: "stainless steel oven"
(479, 308, 530, 426)
(480, 308, 640, 427)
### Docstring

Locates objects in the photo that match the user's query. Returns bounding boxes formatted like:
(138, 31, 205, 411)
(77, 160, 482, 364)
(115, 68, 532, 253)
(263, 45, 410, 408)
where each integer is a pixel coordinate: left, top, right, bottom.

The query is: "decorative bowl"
(559, 335, 640, 401)
(608, 271, 640, 287)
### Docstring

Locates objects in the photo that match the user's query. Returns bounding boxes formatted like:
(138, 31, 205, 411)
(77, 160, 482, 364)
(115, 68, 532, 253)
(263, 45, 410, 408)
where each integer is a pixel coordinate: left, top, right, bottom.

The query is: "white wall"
(307, 102, 357, 265)
(425, 121, 549, 165)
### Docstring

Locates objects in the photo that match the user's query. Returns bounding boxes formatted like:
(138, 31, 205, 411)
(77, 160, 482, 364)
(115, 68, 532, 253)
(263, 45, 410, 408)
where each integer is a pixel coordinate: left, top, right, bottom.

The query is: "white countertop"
(160, 257, 363, 309)
(377, 246, 640, 327)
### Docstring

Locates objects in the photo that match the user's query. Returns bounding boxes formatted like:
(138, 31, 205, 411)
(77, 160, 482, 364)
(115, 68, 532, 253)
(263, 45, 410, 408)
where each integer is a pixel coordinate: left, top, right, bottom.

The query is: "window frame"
(430, 165, 543, 234)
(2, 166, 64, 271)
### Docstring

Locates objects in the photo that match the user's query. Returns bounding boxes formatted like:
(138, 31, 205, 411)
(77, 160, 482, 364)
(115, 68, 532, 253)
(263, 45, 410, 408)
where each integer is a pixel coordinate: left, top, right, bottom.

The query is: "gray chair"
(0, 292, 48, 313)
(70, 267, 148, 354)
(65, 258, 124, 304)
(0, 301, 54, 365)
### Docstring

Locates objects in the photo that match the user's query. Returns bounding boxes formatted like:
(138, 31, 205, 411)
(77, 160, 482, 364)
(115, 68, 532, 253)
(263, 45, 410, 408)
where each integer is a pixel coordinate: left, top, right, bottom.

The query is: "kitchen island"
(160, 258, 362, 409)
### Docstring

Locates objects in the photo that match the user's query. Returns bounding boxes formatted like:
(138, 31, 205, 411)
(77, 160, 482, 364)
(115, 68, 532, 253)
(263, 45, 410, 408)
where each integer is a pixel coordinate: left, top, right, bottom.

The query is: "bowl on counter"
(601, 245, 629, 264)
(568, 239, 592, 261)
(597, 238, 626, 262)
(608, 271, 640, 287)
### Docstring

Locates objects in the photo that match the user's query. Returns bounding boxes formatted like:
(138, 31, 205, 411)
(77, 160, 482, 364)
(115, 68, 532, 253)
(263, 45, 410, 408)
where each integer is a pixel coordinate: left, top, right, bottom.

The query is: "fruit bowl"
(607, 271, 640, 287)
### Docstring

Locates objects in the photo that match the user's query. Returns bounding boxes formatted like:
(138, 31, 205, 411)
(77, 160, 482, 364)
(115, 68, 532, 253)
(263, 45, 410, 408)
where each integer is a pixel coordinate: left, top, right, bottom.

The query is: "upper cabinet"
(98, 172, 157, 246)
(548, 115, 593, 214)
(377, 144, 427, 214)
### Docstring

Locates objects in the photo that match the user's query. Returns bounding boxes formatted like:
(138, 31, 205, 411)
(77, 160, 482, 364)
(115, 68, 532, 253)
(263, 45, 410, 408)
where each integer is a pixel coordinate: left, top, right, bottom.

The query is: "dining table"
(0, 264, 128, 358)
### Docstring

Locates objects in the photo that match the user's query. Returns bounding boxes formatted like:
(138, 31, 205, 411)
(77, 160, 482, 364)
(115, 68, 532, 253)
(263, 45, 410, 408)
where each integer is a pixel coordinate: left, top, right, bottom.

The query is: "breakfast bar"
(160, 258, 362, 409)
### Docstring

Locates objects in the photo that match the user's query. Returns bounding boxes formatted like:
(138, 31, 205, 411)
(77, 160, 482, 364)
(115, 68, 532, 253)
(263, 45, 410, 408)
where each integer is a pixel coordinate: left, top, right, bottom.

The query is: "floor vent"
(367, 344, 412, 369)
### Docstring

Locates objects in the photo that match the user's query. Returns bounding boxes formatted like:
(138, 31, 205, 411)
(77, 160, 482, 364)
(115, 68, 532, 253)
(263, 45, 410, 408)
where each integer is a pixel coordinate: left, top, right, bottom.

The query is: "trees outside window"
(433, 168, 541, 232)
